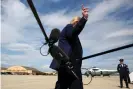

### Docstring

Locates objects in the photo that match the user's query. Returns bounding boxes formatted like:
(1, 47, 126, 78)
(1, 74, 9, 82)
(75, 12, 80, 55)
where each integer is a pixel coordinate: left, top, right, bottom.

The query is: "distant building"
(0, 67, 12, 75)
(1, 66, 43, 75)
(1, 67, 7, 72)
(44, 71, 57, 75)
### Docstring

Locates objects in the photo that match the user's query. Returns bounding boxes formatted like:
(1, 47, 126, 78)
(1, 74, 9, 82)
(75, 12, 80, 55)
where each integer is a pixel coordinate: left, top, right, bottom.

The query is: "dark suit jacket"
(50, 17, 87, 71)
(117, 64, 128, 75)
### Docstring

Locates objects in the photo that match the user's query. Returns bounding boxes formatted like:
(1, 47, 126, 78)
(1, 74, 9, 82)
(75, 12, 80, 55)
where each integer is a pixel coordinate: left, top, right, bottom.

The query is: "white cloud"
(4, 43, 52, 61)
(1, 0, 35, 44)
(87, 0, 132, 24)
(80, 22, 133, 53)
(41, 10, 71, 29)
(2, 42, 52, 68)
(6, 43, 34, 51)
(106, 29, 133, 39)
(1, 23, 23, 43)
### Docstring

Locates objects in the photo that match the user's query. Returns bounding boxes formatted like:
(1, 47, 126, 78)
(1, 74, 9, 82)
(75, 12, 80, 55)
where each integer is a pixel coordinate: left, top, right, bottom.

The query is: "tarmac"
(1, 75, 133, 89)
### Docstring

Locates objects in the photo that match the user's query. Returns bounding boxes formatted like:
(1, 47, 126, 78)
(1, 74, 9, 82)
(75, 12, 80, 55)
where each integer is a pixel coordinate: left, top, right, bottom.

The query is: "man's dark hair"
(119, 59, 124, 62)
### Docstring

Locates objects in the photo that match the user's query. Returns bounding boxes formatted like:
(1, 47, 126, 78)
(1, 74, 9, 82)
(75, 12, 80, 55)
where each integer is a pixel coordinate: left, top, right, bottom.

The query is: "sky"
(1, 0, 133, 72)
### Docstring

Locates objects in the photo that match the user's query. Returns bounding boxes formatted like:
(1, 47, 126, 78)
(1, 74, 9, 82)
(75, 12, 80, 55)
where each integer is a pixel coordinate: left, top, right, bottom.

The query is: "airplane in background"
(82, 67, 118, 77)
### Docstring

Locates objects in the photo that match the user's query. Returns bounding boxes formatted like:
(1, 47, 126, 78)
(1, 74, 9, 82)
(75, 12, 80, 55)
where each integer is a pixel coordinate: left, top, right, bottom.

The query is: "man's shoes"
(126, 87, 129, 88)
(120, 86, 123, 88)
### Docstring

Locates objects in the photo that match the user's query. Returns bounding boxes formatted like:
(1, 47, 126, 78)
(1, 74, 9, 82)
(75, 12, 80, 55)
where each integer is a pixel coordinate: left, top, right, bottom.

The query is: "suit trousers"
(119, 74, 128, 88)
(54, 67, 83, 89)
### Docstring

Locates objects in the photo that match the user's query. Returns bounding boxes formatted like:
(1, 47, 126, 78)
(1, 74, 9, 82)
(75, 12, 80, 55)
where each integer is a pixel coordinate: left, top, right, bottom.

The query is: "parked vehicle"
(82, 67, 118, 77)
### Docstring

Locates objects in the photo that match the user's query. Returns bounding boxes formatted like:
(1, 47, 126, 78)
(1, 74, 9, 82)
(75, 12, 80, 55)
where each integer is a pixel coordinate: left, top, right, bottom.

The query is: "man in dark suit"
(50, 5, 88, 89)
(117, 59, 129, 88)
